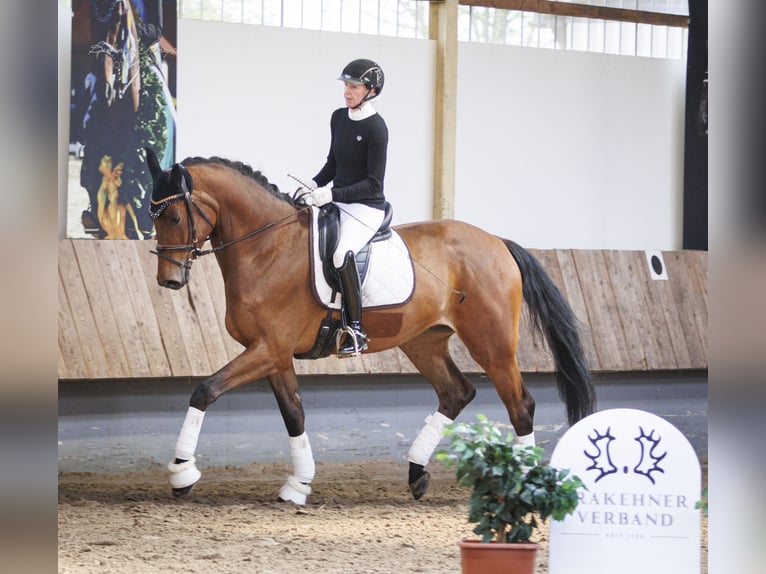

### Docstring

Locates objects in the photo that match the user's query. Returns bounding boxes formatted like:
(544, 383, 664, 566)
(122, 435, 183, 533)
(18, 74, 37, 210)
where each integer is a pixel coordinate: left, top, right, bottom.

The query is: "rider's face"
(343, 82, 371, 109)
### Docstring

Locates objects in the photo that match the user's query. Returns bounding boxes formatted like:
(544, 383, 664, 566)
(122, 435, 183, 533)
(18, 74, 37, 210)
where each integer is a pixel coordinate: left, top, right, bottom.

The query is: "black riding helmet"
(338, 59, 384, 105)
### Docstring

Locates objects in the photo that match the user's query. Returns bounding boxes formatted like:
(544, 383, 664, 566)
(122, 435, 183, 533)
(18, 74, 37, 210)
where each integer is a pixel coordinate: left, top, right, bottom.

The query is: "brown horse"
(145, 149, 596, 504)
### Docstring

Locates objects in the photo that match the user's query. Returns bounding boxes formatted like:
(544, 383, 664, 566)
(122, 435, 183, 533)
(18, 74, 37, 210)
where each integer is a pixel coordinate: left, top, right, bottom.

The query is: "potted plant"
(436, 414, 586, 574)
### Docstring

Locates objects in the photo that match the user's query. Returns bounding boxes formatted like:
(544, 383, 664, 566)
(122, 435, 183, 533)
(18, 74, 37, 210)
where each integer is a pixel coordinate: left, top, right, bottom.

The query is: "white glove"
(310, 187, 333, 207)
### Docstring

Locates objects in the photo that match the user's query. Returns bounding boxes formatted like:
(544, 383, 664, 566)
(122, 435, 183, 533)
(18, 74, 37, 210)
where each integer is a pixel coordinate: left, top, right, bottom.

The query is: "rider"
(307, 58, 389, 357)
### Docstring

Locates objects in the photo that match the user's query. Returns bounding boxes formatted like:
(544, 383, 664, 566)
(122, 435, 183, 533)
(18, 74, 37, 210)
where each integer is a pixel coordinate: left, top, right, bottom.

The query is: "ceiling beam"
(459, 0, 689, 28)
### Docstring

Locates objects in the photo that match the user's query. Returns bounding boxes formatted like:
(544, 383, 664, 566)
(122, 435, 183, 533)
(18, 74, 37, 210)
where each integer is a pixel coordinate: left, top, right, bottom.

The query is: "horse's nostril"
(160, 279, 183, 290)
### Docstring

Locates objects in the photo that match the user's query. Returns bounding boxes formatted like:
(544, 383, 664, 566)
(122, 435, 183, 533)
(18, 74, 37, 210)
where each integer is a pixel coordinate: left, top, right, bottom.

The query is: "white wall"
(456, 44, 687, 249)
(61, 14, 688, 249)
(177, 20, 435, 227)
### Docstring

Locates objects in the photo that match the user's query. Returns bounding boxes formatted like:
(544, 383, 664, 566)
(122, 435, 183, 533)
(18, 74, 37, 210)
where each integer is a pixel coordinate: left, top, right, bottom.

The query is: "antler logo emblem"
(583, 425, 667, 484)
(584, 427, 617, 482)
(633, 426, 667, 484)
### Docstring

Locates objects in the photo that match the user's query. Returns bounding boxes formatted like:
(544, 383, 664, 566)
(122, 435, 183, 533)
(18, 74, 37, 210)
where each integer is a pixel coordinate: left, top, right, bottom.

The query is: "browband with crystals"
(148, 163, 193, 219)
(149, 191, 185, 219)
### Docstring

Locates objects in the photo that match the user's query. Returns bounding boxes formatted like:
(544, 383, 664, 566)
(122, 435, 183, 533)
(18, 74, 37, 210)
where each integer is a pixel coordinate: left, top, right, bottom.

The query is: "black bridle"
(150, 173, 307, 273)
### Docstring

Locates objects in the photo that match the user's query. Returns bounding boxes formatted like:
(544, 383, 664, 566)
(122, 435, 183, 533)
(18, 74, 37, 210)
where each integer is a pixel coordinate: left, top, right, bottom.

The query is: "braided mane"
(180, 156, 298, 208)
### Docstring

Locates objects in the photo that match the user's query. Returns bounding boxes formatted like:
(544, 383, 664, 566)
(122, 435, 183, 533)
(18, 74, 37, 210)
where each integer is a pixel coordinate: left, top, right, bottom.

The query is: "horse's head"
(89, 0, 140, 111)
(146, 148, 214, 290)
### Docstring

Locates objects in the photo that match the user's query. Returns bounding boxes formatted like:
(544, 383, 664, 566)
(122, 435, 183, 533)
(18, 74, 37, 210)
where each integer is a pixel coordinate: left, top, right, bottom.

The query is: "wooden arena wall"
(58, 240, 707, 380)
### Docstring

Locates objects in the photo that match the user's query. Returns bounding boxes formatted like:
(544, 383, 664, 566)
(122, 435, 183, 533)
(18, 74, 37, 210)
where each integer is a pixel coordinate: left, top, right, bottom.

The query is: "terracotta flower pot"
(457, 539, 540, 574)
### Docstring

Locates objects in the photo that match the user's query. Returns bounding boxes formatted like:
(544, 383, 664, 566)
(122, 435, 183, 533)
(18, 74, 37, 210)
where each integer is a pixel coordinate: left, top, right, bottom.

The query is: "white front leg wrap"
(168, 407, 206, 490)
(515, 431, 537, 472)
(287, 432, 316, 483)
(174, 406, 206, 461)
(407, 412, 453, 467)
(515, 431, 536, 447)
(278, 432, 316, 506)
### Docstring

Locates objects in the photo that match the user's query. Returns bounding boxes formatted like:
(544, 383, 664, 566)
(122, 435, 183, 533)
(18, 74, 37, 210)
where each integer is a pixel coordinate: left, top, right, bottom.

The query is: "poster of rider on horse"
(68, 0, 177, 240)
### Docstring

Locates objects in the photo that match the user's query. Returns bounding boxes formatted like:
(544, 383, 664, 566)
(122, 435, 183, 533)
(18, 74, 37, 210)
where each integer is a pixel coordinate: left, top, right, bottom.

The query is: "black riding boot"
(336, 251, 368, 357)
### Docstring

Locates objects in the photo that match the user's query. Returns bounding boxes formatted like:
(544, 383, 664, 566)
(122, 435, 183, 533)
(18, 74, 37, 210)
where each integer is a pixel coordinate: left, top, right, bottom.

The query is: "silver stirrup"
(336, 326, 365, 357)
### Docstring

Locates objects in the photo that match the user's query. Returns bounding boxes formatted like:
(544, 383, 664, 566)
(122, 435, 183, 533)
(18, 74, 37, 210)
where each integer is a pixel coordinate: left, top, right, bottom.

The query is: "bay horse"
(145, 149, 596, 504)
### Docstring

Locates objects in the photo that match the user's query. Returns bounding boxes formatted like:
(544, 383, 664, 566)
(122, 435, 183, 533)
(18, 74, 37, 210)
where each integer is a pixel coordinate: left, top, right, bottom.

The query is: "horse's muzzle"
(158, 278, 186, 290)
(157, 265, 189, 290)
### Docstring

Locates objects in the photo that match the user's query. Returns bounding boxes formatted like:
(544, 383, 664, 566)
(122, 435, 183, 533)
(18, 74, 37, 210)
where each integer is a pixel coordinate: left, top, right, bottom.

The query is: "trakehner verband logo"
(585, 425, 667, 484)
(548, 409, 701, 574)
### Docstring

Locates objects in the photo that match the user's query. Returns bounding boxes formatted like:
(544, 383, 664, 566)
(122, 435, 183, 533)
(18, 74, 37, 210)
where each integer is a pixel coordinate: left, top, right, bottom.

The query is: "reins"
(151, 174, 307, 269)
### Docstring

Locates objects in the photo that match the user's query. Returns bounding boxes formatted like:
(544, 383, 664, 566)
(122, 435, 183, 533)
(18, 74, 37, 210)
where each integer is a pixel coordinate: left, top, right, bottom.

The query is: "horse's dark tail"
(503, 239, 596, 425)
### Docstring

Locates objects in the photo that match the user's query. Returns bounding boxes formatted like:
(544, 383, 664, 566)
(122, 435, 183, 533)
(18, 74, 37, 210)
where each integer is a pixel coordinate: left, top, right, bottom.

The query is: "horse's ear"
(146, 147, 162, 179)
(170, 163, 185, 188)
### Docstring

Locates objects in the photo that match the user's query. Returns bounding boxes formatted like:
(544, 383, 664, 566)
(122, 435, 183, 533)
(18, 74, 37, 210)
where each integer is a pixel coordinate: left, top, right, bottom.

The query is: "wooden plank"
(295, 356, 343, 375)
(647, 258, 693, 369)
(459, 0, 689, 28)
(571, 250, 628, 371)
(690, 250, 708, 364)
(184, 258, 231, 374)
(134, 241, 194, 376)
(684, 250, 709, 361)
(197, 255, 244, 362)
(604, 251, 664, 370)
(603, 251, 645, 369)
(167, 272, 213, 376)
(450, 337, 484, 374)
(58, 346, 69, 381)
(73, 240, 132, 377)
(58, 270, 86, 379)
(116, 242, 171, 377)
(59, 241, 109, 378)
(528, 249, 569, 372)
(628, 250, 678, 369)
(555, 250, 601, 371)
(664, 251, 707, 368)
(361, 348, 403, 373)
(58, 244, 709, 380)
(688, 250, 709, 313)
(95, 241, 153, 378)
(394, 348, 419, 374)
(515, 248, 546, 372)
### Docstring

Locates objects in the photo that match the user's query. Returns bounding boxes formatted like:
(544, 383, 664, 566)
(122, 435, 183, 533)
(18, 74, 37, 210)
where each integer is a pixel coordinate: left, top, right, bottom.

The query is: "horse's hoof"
(167, 457, 201, 493)
(172, 485, 195, 498)
(409, 470, 431, 500)
(278, 475, 312, 506)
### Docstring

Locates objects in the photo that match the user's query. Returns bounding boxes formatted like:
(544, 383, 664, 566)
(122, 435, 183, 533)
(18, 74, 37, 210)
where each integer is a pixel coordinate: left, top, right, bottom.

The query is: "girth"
(318, 202, 393, 291)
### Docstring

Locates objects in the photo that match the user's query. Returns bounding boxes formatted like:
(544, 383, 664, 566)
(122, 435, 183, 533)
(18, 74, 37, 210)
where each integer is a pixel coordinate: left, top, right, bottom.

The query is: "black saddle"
(318, 202, 393, 291)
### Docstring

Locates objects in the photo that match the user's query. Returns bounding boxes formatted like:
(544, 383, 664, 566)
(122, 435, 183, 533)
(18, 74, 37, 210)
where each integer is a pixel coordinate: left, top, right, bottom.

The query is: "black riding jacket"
(313, 107, 388, 210)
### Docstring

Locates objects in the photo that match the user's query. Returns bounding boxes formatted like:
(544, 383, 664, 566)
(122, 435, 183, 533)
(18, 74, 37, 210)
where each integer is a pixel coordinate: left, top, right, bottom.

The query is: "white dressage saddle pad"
(309, 206, 415, 309)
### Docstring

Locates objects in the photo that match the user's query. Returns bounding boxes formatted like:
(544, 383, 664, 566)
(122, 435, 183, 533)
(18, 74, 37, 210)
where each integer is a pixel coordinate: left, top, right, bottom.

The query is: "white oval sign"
(549, 408, 701, 574)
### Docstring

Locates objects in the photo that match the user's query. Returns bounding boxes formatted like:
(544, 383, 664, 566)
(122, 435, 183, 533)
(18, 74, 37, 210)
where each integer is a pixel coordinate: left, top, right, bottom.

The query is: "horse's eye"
(168, 214, 181, 225)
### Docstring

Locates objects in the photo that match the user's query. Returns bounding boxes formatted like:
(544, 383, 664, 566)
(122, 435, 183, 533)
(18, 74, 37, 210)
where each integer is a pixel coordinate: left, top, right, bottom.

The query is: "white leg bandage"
(407, 412, 453, 467)
(287, 432, 316, 483)
(174, 406, 206, 461)
(168, 407, 205, 490)
(278, 432, 316, 506)
(515, 431, 537, 473)
(167, 456, 201, 489)
(515, 431, 536, 448)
